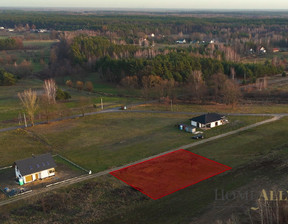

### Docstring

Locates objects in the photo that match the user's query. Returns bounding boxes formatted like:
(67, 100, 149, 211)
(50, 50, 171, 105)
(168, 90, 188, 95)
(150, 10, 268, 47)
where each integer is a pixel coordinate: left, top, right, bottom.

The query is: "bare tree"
(18, 89, 38, 126)
(186, 70, 207, 102)
(223, 79, 241, 108)
(65, 80, 73, 88)
(209, 73, 228, 101)
(43, 79, 57, 104)
(76, 81, 84, 91)
(85, 81, 94, 93)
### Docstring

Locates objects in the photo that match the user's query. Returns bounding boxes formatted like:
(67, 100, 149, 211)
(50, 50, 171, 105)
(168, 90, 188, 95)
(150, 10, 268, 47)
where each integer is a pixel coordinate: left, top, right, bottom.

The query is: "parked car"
(192, 134, 204, 139)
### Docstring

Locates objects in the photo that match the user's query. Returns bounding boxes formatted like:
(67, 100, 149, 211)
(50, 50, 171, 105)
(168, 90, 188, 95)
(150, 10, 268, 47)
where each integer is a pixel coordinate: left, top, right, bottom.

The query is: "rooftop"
(14, 153, 56, 176)
(190, 113, 224, 124)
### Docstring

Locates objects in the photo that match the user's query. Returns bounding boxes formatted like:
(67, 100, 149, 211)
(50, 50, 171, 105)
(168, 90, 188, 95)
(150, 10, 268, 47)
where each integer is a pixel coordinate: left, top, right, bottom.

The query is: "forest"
(0, 10, 287, 104)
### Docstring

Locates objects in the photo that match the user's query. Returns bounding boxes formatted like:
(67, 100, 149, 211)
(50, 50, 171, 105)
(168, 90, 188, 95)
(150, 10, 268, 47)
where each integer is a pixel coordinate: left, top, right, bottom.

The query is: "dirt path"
(0, 115, 282, 207)
(0, 102, 287, 133)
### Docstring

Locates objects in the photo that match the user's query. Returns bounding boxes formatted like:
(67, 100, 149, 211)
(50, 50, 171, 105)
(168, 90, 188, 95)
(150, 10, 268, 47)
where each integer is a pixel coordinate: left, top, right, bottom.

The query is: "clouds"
(1, 0, 288, 9)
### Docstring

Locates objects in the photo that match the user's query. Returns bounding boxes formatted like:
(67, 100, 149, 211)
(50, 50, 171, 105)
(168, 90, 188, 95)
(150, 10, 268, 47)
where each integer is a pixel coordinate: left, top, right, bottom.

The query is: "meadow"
(0, 112, 269, 171)
(1, 115, 288, 223)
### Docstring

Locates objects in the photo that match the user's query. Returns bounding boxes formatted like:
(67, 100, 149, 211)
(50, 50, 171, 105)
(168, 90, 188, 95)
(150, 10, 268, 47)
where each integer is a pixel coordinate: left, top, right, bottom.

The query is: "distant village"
(0, 26, 50, 33)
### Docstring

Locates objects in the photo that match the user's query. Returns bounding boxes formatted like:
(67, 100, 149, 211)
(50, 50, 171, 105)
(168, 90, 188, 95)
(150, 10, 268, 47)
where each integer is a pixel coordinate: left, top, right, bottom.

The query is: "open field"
(0, 112, 268, 169)
(1, 116, 288, 223)
(56, 72, 143, 97)
(133, 102, 288, 114)
(0, 79, 141, 128)
(0, 39, 57, 73)
(110, 149, 231, 199)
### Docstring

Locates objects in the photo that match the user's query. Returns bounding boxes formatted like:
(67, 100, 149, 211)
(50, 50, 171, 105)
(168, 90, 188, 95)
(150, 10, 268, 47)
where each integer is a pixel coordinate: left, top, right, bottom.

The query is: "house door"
(35, 173, 39, 180)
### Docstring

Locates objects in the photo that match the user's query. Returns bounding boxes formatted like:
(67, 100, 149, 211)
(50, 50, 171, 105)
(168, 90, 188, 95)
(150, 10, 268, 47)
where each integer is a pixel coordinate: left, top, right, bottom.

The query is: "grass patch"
(0, 112, 269, 171)
(1, 115, 288, 223)
(134, 102, 288, 114)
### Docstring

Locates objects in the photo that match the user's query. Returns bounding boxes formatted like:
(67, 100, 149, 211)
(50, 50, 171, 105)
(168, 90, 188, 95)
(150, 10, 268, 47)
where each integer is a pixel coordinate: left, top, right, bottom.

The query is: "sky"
(0, 0, 287, 10)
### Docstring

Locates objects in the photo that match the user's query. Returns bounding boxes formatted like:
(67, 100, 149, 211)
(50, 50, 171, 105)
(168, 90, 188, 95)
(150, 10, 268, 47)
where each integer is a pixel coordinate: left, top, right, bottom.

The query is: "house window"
(49, 169, 55, 173)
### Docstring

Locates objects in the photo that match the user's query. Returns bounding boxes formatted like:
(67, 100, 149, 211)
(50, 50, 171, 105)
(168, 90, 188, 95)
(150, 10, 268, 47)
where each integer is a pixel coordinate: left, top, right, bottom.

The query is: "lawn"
(2, 116, 288, 224)
(133, 102, 288, 114)
(56, 72, 143, 97)
(0, 112, 269, 171)
(0, 79, 44, 127)
(0, 79, 141, 128)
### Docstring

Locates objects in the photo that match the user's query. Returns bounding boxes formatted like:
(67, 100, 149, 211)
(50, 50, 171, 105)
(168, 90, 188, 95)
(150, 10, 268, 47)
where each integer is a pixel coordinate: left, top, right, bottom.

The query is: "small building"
(176, 39, 186, 44)
(259, 46, 266, 54)
(184, 125, 196, 133)
(273, 48, 280, 53)
(14, 153, 56, 185)
(190, 113, 226, 129)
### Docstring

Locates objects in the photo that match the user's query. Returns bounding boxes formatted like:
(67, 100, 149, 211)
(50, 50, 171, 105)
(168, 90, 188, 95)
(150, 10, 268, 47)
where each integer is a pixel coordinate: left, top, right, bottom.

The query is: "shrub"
(0, 69, 16, 86)
(66, 80, 73, 88)
(56, 88, 71, 101)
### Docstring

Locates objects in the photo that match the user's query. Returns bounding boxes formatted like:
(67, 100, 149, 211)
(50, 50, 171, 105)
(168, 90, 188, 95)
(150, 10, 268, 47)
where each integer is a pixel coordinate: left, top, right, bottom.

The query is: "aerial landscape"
(1, 1, 288, 223)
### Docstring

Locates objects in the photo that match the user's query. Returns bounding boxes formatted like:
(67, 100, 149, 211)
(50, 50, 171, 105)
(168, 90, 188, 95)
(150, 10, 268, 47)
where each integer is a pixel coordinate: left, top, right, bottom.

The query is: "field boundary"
(54, 154, 90, 173)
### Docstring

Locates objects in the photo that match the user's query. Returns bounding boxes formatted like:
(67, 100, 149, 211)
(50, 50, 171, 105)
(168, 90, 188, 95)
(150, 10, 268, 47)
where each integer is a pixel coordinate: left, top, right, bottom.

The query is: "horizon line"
(0, 7, 288, 11)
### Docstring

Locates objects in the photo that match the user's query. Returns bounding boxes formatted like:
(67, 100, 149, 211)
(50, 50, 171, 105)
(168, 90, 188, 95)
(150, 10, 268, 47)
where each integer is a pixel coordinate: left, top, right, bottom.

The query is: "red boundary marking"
(110, 149, 232, 200)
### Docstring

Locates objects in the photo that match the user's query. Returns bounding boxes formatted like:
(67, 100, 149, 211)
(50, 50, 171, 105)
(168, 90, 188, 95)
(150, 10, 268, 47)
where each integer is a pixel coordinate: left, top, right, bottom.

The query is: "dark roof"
(185, 125, 197, 129)
(190, 113, 223, 124)
(14, 153, 56, 176)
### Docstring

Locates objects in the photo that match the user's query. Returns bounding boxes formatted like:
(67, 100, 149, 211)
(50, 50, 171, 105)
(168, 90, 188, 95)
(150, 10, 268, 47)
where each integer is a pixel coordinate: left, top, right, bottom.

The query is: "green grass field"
(0, 79, 141, 128)
(134, 102, 288, 114)
(2, 115, 288, 224)
(56, 72, 143, 97)
(0, 113, 268, 170)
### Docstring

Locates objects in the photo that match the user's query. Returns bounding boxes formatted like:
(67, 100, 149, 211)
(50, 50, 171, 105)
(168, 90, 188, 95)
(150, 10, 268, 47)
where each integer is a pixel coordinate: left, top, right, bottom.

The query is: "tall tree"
(43, 79, 57, 104)
(18, 89, 38, 126)
(186, 70, 207, 102)
(223, 79, 241, 108)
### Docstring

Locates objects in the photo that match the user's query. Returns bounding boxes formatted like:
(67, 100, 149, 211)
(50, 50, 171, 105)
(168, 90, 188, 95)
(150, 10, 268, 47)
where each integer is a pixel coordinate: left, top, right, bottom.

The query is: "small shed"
(185, 125, 197, 133)
(14, 153, 56, 185)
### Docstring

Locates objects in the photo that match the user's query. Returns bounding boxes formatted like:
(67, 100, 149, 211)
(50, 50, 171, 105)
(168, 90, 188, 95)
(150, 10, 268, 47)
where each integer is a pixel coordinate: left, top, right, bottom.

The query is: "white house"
(259, 46, 266, 54)
(176, 39, 186, 44)
(190, 113, 227, 129)
(14, 153, 56, 185)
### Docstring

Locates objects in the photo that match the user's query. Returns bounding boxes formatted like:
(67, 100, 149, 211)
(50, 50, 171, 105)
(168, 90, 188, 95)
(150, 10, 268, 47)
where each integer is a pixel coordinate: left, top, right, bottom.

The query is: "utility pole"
(101, 98, 104, 110)
(170, 100, 173, 112)
(23, 113, 27, 128)
(18, 112, 22, 125)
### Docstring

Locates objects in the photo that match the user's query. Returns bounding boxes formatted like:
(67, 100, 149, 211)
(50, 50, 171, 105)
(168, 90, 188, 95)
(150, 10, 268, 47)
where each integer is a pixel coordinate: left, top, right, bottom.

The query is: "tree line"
(95, 52, 282, 84)
(0, 37, 23, 50)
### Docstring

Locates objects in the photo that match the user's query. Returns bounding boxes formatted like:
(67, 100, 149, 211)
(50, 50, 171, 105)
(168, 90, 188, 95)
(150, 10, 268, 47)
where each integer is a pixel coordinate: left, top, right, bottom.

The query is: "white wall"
(15, 166, 22, 179)
(191, 121, 197, 127)
(40, 170, 49, 179)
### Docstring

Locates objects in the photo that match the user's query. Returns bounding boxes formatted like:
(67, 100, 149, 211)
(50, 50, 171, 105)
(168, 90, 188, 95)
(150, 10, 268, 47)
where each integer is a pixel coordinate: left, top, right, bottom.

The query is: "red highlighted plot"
(110, 149, 231, 199)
